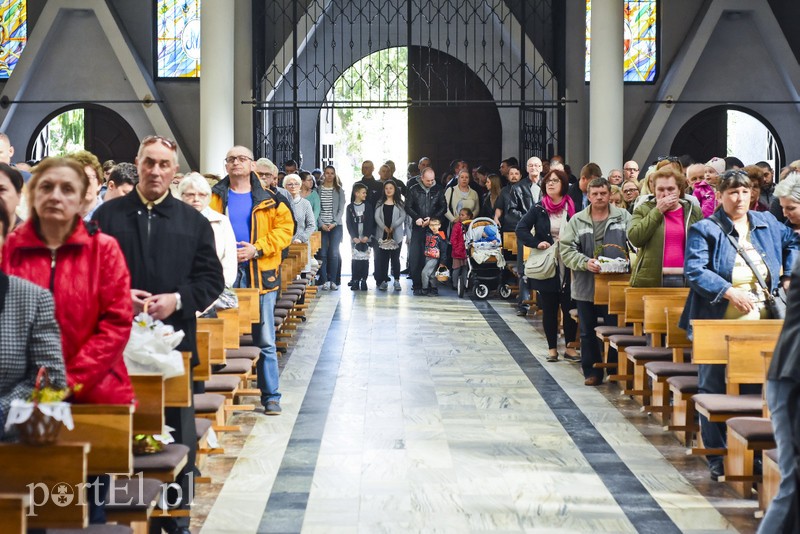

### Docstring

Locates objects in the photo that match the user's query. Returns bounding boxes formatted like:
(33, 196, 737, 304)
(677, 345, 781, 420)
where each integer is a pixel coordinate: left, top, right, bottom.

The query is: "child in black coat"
(346, 183, 375, 290)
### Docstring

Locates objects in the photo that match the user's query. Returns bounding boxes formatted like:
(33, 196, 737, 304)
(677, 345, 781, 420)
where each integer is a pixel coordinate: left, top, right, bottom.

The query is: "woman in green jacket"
(628, 167, 703, 287)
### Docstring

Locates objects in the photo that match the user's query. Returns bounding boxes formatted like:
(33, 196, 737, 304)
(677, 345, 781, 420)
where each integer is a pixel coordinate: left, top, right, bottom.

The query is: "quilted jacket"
(2, 219, 135, 404)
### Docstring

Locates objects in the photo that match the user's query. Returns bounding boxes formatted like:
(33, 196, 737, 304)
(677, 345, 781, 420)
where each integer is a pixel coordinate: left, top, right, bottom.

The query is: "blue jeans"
(575, 301, 616, 380)
(318, 225, 342, 284)
(234, 265, 280, 405)
(758, 379, 800, 533)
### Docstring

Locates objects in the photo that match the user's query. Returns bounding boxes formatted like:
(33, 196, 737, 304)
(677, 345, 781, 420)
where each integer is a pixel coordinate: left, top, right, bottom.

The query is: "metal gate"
(252, 0, 565, 166)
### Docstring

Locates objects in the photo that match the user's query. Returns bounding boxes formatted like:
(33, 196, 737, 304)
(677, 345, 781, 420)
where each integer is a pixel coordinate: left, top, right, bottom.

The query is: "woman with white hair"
(283, 174, 316, 244)
(283, 173, 317, 271)
(178, 172, 237, 287)
(774, 171, 800, 234)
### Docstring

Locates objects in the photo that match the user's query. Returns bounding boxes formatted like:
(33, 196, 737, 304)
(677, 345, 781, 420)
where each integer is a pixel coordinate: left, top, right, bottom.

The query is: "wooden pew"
(692, 331, 778, 459)
(644, 305, 696, 424)
(0, 494, 28, 533)
(0, 442, 90, 529)
(197, 318, 225, 368)
(129, 374, 165, 435)
(58, 404, 134, 477)
(721, 338, 778, 498)
(164, 352, 192, 408)
(626, 292, 690, 404)
(691, 319, 783, 365)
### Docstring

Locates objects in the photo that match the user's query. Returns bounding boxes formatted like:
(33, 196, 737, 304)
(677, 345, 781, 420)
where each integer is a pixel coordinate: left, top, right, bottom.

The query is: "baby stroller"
(457, 217, 511, 299)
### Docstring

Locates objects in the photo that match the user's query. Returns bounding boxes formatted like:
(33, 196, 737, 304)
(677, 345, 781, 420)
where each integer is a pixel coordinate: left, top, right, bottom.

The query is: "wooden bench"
(0, 493, 29, 533)
(626, 291, 690, 404)
(722, 342, 777, 498)
(0, 442, 90, 529)
(58, 404, 134, 477)
(595, 280, 633, 371)
(692, 331, 779, 459)
(644, 305, 696, 424)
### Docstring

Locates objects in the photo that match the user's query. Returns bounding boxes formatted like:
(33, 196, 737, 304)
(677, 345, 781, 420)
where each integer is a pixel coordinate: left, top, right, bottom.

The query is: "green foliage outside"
(46, 109, 84, 156)
(330, 47, 409, 180)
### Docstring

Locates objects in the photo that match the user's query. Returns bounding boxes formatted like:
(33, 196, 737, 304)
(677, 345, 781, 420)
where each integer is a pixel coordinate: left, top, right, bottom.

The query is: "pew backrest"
(692, 319, 783, 364)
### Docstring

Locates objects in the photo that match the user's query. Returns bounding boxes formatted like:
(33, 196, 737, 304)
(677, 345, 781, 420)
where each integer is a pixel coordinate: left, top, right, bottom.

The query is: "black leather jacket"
(406, 182, 446, 222)
(507, 180, 541, 223)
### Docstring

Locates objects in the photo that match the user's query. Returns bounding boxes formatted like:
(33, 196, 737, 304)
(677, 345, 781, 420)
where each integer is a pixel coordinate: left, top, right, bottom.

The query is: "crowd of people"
(1, 131, 800, 531)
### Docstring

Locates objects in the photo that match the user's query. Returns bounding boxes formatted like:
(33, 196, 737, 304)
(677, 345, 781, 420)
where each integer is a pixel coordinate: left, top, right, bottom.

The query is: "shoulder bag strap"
(707, 215, 772, 299)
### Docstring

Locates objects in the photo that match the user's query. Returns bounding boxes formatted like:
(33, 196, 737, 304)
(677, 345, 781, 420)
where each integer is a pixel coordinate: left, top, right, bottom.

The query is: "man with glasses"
(210, 146, 294, 417)
(255, 157, 291, 206)
(623, 160, 640, 182)
(621, 181, 640, 214)
(93, 135, 224, 534)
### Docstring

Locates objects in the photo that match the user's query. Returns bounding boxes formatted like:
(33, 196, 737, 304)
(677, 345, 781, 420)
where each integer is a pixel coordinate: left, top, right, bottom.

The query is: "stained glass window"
(585, 0, 657, 83)
(156, 0, 201, 78)
(0, 0, 26, 79)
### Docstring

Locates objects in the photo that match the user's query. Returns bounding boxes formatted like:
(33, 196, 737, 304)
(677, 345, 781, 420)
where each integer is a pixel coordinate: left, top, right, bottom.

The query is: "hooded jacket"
(558, 205, 631, 302)
(2, 219, 135, 404)
(627, 198, 703, 287)
(210, 174, 294, 294)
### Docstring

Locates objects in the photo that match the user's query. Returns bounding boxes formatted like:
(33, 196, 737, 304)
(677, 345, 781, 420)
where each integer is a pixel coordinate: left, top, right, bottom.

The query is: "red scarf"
(542, 194, 575, 217)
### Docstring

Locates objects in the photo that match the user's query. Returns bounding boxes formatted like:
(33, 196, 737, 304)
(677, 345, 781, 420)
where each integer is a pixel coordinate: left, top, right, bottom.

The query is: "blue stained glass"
(157, 0, 201, 78)
(586, 0, 657, 83)
(0, 0, 26, 79)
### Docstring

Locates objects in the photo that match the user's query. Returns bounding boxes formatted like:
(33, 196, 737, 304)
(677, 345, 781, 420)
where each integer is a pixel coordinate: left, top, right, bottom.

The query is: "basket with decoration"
(5, 367, 77, 446)
(593, 243, 630, 273)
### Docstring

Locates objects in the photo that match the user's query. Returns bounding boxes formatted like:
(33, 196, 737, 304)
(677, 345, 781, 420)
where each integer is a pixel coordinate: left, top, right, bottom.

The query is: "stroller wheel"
(499, 284, 513, 300)
(472, 283, 490, 299)
(457, 274, 465, 298)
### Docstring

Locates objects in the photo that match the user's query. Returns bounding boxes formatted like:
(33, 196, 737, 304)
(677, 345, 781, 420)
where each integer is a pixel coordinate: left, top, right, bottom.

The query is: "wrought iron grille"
(252, 0, 564, 163)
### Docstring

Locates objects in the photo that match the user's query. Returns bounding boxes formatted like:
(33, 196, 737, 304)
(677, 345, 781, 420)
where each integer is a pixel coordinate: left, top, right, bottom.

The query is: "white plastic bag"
(123, 313, 186, 379)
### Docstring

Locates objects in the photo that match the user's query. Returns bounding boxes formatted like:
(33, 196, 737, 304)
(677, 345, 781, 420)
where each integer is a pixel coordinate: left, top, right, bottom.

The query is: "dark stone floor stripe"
(474, 300, 682, 534)
(258, 301, 347, 534)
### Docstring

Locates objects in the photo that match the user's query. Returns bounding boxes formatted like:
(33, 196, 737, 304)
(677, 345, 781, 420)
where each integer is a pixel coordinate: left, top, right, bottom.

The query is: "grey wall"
(564, 0, 706, 171)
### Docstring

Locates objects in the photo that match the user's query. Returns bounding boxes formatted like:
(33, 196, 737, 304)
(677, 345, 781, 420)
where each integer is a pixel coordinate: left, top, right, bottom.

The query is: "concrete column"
(233, 0, 253, 149)
(589, 0, 624, 175)
(200, 0, 235, 175)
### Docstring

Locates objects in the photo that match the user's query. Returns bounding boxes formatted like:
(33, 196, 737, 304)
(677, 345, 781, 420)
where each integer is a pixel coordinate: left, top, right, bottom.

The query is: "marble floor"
(195, 282, 761, 534)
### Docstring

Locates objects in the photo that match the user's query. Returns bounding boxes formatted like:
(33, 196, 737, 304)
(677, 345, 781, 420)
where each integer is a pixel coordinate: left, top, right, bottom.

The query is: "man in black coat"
(93, 135, 223, 534)
(405, 167, 447, 294)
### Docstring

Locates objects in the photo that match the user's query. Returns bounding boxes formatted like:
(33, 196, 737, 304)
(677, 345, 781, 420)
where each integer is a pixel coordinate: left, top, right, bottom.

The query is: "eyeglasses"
(544, 178, 561, 184)
(142, 135, 177, 150)
(225, 155, 253, 164)
(622, 188, 638, 194)
(623, 167, 639, 172)
(181, 192, 208, 199)
(285, 182, 300, 187)
(656, 155, 679, 163)
(256, 171, 274, 179)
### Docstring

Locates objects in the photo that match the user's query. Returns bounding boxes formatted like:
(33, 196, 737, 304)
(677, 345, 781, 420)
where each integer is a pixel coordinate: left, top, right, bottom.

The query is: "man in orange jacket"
(210, 146, 294, 415)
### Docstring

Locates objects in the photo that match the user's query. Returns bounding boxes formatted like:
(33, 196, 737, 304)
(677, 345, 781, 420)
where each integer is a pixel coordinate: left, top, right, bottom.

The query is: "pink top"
(663, 208, 685, 268)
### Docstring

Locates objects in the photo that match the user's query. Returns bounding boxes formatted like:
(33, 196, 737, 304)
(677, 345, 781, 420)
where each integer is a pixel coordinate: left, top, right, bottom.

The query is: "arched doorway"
(318, 46, 502, 182)
(670, 106, 784, 170)
(27, 104, 139, 163)
(407, 46, 502, 176)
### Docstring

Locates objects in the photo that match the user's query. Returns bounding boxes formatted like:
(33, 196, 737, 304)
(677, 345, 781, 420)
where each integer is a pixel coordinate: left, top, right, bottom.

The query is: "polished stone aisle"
(201, 287, 740, 534)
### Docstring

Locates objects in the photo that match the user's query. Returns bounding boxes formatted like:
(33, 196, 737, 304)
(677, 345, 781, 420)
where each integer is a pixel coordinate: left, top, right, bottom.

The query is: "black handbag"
(709, 216, 785, 319)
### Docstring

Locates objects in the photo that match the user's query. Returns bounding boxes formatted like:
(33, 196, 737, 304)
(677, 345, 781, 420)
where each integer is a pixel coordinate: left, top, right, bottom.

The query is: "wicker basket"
(16, 367, 62, 446)
(594, 243, 630, 273)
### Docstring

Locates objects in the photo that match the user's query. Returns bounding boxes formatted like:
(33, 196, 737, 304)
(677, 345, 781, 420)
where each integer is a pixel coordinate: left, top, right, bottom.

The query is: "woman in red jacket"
(1, 157, 134, 406)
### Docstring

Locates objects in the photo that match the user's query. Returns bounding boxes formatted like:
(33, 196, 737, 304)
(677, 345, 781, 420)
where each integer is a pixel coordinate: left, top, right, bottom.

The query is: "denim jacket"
(679, 210, 800, 338)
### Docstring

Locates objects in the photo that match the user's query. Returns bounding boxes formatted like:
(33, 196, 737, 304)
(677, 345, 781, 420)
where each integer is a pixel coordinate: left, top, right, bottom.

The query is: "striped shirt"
(319, 186, 334, 224)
